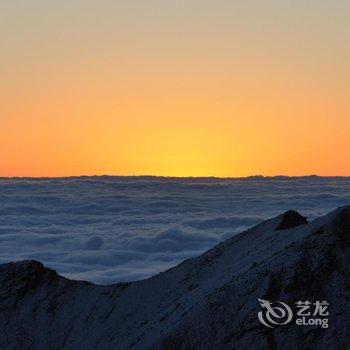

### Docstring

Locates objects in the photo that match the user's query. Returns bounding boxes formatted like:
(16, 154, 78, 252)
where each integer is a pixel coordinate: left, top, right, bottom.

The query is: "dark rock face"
(276, 210, 308, 230)
(0, 261, 58, 301)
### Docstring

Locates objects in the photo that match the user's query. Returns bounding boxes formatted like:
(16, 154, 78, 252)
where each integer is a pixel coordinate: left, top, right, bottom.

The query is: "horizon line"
(1, 174, 350, 180)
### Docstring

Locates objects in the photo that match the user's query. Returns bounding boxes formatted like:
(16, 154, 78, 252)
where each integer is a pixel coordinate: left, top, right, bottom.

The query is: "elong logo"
(258, 298, 329, 329)
(258, 299, 293, 328)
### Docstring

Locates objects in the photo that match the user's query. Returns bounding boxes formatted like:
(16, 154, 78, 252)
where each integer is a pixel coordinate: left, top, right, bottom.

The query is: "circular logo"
(258, 298, 293, 328)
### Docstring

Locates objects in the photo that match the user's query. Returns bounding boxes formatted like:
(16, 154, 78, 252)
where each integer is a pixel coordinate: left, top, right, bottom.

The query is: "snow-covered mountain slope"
(0, 206, 349, 349)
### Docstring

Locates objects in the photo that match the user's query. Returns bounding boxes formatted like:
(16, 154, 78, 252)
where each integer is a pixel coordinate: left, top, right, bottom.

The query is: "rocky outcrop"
(275, 210, 308, 230)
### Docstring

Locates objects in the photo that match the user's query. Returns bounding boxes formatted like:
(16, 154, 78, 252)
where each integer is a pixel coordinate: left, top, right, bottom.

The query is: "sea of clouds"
(0, 176, 349, 284)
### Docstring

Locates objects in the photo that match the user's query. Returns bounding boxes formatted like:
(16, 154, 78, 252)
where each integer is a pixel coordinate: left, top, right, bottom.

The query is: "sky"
(1, 0, 349, 177)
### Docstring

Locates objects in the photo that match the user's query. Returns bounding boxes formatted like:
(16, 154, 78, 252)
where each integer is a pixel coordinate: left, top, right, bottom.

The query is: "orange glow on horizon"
(1, 1, 349, 177)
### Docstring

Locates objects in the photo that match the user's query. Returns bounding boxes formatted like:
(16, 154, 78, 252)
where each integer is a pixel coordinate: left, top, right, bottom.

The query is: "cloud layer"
(0, 176, 349, 284)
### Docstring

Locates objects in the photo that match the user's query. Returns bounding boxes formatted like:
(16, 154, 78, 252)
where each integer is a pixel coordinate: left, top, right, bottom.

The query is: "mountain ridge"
(0, 205, 349, 349)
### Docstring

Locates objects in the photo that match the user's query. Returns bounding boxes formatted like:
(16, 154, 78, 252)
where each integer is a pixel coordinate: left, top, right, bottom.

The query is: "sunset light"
(1, 0, 349, 177)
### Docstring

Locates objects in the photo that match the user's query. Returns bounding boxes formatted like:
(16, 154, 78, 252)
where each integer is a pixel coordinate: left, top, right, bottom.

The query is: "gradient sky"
(1, 0, 349, 177)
